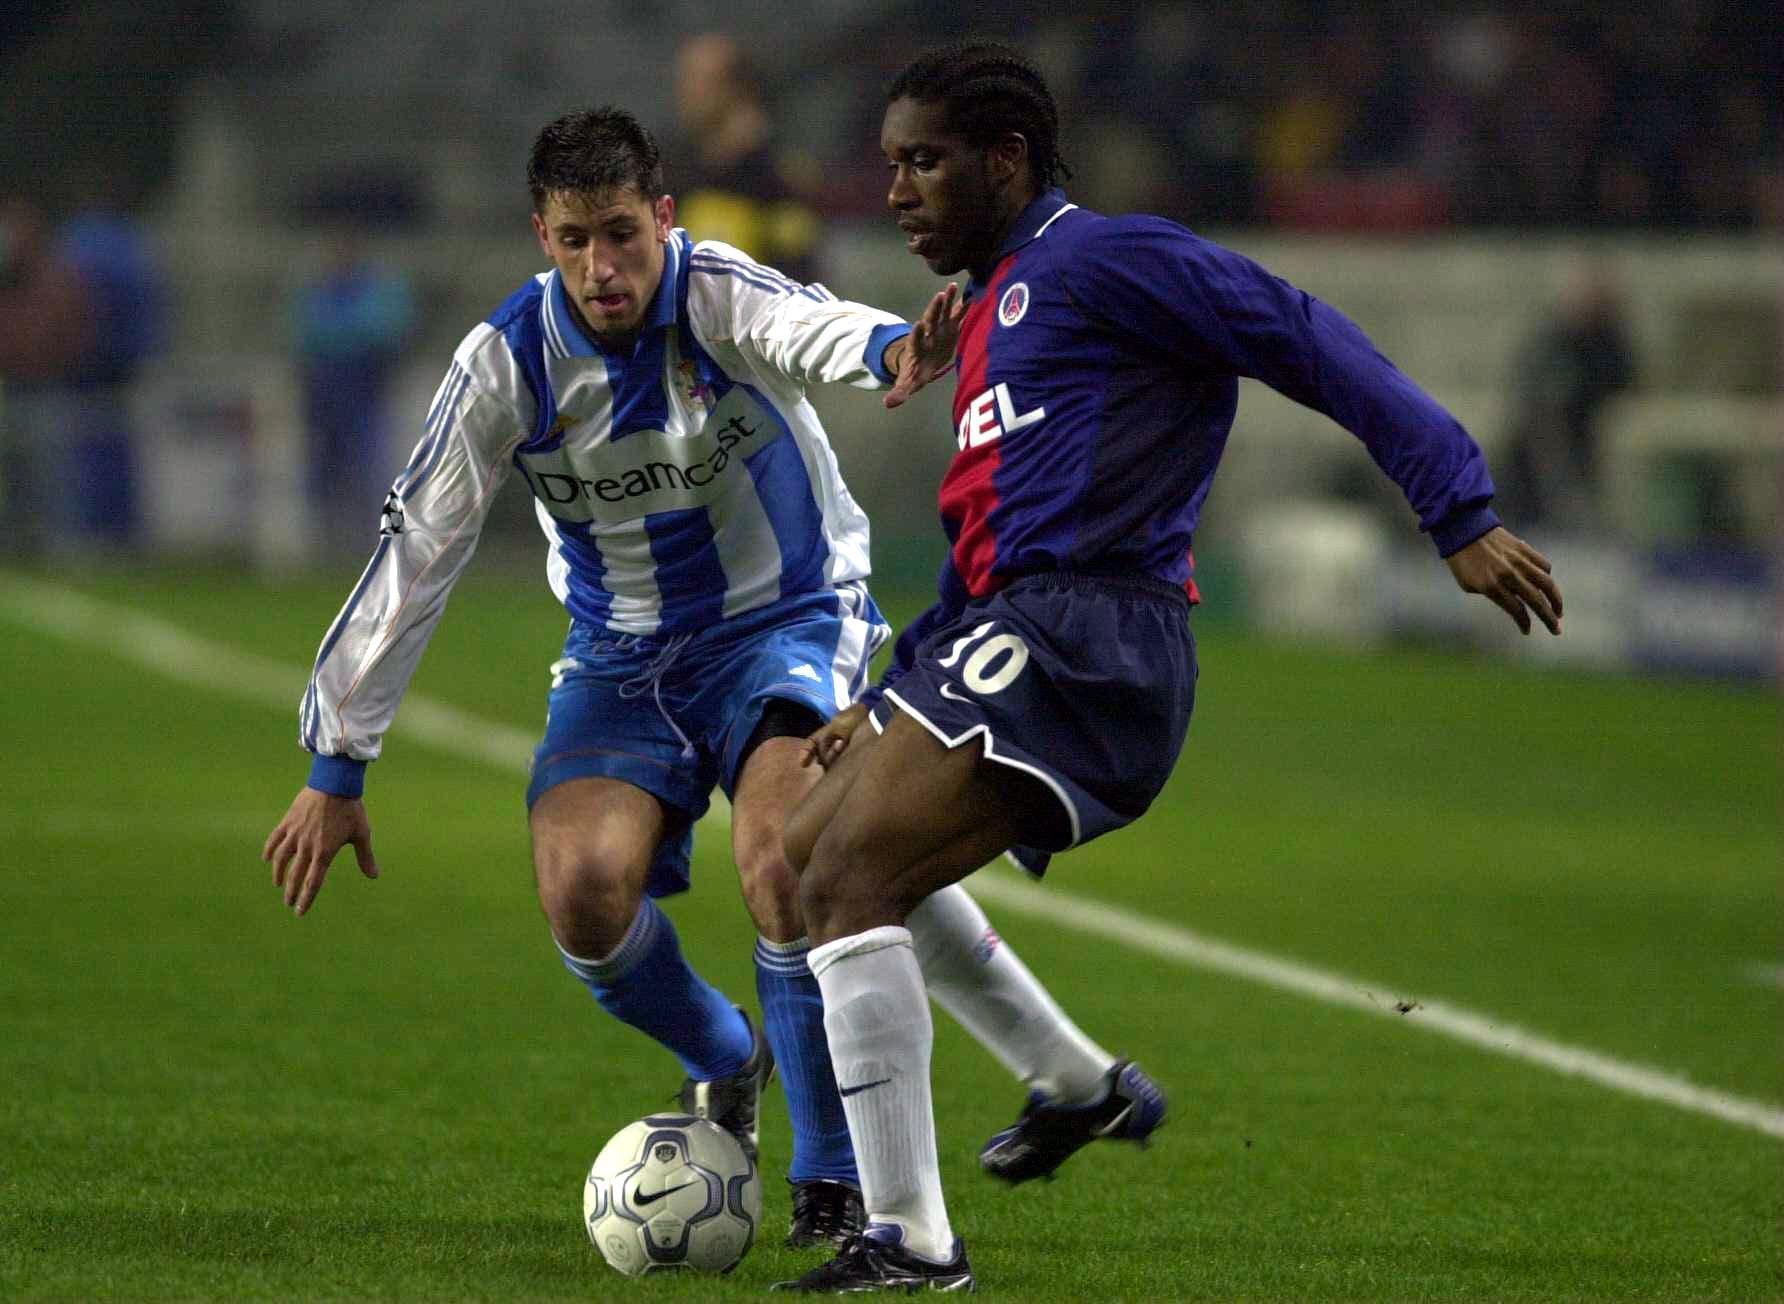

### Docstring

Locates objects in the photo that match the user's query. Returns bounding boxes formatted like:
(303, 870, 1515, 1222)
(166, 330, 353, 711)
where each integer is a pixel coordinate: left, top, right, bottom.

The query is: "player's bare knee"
(732, 807, 787, 885)
(532, 840, 641, 956)
(799, 820, 900, 940)
(795, 859, 844, 940)
(734, 832, 804, 942)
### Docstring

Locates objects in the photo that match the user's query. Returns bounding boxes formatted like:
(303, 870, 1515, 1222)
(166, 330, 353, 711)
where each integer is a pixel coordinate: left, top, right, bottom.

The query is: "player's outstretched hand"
(263, 787, 379, 916)
(884, 282, 964, 410)
(1446, 526, 1563, 635)
(800, 702, 870, 769)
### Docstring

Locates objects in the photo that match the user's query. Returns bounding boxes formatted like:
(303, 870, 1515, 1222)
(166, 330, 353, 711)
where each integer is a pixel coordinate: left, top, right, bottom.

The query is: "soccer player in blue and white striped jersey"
(263, 106, 1134, 1249)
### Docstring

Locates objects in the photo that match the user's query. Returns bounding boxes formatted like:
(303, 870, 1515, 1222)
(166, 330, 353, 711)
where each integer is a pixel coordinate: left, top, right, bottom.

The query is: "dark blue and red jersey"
(869, 188, 1501, 704)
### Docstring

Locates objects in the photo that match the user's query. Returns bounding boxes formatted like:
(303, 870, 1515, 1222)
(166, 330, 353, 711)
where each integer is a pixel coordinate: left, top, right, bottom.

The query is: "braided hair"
(887, 42, 1073, 192)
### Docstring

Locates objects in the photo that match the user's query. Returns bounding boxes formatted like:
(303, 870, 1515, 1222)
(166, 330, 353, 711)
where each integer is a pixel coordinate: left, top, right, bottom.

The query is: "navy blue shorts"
(868, 572, 1195, 858)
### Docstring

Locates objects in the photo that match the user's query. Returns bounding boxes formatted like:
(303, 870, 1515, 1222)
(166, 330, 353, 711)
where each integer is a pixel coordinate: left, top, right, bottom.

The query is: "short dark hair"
(527, 107, 664, 210)
(887, 42, 1072, 192)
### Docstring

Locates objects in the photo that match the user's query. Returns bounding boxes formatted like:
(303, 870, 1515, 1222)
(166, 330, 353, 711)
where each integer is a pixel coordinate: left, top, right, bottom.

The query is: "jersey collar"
(969, 188, 1075, 298)
(547, 231, 686, 358)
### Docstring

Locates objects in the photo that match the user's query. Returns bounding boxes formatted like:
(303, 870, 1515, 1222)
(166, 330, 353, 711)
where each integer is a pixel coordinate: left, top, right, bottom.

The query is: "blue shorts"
(528, 581, 888, 897)
(869, 572, 1194, 860)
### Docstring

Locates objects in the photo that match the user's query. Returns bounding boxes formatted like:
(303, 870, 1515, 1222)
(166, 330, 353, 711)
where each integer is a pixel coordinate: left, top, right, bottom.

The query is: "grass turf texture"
(1, 566, 1777, 1301)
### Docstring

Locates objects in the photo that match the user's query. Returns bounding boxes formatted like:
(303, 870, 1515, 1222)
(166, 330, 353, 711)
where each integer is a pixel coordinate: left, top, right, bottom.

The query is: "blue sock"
(756, 935, 858, 1185)
(558, 898, 752, 1081)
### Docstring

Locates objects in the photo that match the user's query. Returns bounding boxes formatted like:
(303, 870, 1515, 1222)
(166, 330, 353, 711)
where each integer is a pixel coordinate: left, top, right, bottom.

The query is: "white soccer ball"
(583, 1113, 760, 1277)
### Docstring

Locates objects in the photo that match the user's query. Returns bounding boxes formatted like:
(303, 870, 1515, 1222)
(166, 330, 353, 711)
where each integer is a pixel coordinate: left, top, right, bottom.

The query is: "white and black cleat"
(677, 1006, 775, 1163)
(979, 1058, 1166, 1184)
(773, 1224, 975, 1293)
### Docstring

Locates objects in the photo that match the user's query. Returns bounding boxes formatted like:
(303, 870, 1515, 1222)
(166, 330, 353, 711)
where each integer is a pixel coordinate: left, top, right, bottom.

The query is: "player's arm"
(801, 703, 870, 769)
(264, 347, 529, 915)
(801, 605, 938, 769)
(264, 787, 377, 915)
(881, 282, 963, 410)
(691, 239, 957, 405)
(1443, 526, 1561, 636)
(1069, 219, 1560, 634)
(803, 604, 941, 769)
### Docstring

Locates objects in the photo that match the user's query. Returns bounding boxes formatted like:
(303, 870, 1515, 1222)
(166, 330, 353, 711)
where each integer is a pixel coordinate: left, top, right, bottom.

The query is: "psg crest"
(998, 282, 1030, 327)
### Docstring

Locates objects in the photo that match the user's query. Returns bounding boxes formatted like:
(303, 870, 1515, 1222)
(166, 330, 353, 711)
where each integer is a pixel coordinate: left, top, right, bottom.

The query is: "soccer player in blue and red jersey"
(777, 43, 1564, 1293)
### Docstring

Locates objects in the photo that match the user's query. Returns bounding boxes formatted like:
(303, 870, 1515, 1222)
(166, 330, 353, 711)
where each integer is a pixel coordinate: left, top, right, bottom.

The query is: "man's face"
(532, 187, 674, 342)
(881, 96, 1003, 277)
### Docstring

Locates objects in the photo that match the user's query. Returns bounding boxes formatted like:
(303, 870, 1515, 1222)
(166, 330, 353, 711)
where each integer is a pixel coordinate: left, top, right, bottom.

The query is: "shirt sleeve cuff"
(865, 323, 913, 385)
(1430, 503, 1502, 558)
(307, 753, 367, 799)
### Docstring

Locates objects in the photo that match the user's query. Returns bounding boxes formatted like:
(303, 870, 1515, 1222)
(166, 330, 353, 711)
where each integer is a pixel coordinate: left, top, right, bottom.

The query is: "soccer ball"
(583, 1113, 760, 1276)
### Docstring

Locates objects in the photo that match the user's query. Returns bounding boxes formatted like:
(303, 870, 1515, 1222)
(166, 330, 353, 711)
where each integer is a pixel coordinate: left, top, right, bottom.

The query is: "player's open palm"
(263, 787, 379, 916)
(885, 282, 964, 409)
(1446, 526, 1564, 635)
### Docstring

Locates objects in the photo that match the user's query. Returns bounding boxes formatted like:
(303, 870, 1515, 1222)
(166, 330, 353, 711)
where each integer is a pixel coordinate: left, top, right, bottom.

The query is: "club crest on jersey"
(997, 281, 1030, 327)
(677, 358, 715, 411)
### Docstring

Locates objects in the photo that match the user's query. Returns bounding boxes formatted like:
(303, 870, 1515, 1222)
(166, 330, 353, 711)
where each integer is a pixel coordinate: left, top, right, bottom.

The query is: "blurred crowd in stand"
(0, 199, 167, 556)
(10, 1, 1771, 237)
(1498, 263, 1638, 534)
(804, 1, 1781, 230)
(0, 0, 1775, 557)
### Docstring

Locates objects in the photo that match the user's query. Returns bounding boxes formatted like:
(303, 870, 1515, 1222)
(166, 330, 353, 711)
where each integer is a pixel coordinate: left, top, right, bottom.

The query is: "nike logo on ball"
(634, 1180, 698, 1206)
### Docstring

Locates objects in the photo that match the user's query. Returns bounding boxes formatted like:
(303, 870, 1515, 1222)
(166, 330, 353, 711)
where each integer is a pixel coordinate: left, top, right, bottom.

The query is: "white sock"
(909, 883, 1116, 1103)
(809, 926, 954, 1263)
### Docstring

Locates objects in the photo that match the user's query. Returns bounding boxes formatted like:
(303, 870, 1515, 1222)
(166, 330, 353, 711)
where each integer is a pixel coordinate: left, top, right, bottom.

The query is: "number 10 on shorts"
(936, 621, 1031, 695)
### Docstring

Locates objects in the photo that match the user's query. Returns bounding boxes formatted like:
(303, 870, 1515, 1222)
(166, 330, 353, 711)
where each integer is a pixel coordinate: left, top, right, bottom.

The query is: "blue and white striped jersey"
(301, 230, 909, 767)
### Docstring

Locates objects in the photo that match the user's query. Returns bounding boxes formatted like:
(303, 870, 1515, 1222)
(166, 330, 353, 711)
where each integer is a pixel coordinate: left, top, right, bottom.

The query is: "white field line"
(964, 874, 1784, 1141)
(0, 572, 537, 771)
(5, 571, 1780, 1142)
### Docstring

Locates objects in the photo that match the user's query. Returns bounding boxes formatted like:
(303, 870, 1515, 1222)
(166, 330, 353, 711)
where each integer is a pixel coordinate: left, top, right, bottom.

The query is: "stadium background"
(1, 3, 1778, 1300)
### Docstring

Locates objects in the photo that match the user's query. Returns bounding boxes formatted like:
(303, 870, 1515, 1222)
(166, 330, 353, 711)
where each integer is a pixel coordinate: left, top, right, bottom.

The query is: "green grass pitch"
(1, 565, 1777, 1300)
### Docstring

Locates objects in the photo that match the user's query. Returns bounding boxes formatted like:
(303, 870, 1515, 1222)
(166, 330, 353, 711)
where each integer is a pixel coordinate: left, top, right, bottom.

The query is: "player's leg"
(731, 707, 821, 942)
(676, 581, 886, 1239)
(785, 575, 1195, 1289)
(529, 776, 758, 1097)
(529, 774, 661, 957)
(783, 710, 1148, 1187)
(729, 701, 864, 1247)
(907, 880, 1167, 1186)
(813, 800, 1119, 1107)
(528, 636, 766, 1155)
(912, 880, 1168, 1193)
(780, 707, 875, 874)
(790, 712, 1055, 1285)
(908, 883, 1117, 1104)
